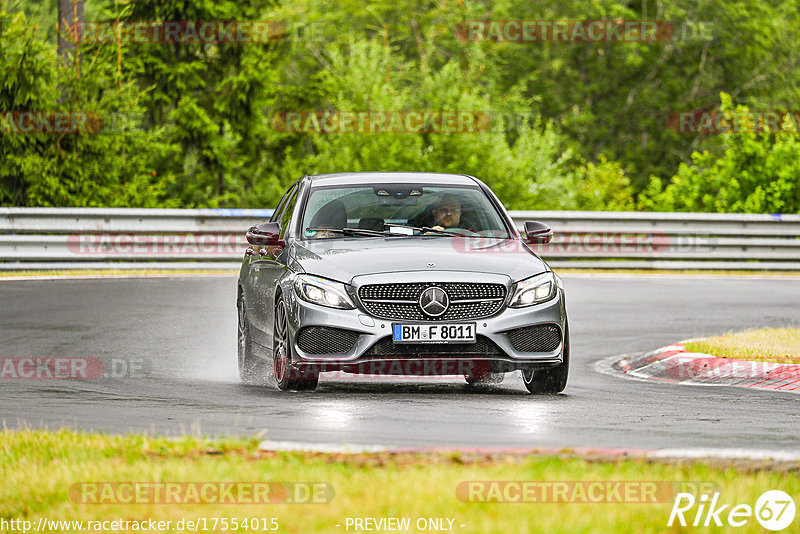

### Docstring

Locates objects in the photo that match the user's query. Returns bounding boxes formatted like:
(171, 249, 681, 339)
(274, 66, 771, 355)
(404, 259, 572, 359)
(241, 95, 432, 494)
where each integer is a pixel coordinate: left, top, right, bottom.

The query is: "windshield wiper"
(384, 223, 462, 236)
(305, 227, 399, 238)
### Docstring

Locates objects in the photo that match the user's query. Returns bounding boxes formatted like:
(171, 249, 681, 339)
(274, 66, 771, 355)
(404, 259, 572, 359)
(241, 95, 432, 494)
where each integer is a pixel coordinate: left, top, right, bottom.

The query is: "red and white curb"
(606, 343, 800, 393)
(258, 441, 800, 462)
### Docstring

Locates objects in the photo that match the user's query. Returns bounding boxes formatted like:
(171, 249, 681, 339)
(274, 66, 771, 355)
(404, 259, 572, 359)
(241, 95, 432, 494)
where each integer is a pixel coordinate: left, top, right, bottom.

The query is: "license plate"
(392, 323, 476, 343)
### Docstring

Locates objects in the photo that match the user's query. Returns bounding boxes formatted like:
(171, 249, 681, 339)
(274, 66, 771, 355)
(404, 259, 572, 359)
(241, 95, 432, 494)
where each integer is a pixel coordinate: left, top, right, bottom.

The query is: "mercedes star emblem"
(419, 286, 449, 317)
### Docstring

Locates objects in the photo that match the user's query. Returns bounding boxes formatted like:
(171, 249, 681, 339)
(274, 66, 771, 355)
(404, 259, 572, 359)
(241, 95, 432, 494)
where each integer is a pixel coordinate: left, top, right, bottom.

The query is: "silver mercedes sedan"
(237, 172, 569, 393)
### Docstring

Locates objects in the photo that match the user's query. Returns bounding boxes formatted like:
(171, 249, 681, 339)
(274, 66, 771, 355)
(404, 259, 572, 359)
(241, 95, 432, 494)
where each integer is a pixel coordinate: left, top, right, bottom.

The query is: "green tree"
(639, 94, 800, 213)
(575, 156, 635, 211)
(0, 6, 176, 207)
(271, 34, 580, 209)
(110, 0, 283, 207)
(463, 0, 800, 190)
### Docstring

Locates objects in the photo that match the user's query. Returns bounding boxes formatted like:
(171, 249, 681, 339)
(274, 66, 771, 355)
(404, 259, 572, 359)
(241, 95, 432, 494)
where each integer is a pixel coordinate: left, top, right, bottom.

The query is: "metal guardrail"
(1, 208, 799, 270)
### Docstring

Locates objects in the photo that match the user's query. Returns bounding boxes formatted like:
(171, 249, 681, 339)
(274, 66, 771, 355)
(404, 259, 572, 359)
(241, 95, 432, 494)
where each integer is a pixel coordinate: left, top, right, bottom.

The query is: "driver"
(430, 194, 472, 232)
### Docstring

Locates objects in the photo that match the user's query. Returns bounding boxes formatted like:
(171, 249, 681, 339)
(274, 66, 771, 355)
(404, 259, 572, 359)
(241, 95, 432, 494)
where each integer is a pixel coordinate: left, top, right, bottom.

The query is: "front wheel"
(273, 297, 318, 391)
(522, 320, 569, 394)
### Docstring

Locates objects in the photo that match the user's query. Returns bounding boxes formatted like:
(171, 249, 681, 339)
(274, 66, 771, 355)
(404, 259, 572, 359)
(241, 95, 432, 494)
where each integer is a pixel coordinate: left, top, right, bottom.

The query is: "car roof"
(305, 172, 479, 187)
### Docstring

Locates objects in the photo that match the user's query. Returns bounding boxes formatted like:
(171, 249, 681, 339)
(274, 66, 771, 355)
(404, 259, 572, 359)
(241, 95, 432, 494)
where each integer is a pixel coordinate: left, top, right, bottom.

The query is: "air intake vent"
(504, 324, 561, 352)
(297, 326, 359, 355)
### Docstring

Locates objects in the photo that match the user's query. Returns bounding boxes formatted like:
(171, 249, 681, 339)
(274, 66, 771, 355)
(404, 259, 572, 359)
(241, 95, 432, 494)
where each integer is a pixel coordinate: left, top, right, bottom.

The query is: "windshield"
(300, 184, 512, 240)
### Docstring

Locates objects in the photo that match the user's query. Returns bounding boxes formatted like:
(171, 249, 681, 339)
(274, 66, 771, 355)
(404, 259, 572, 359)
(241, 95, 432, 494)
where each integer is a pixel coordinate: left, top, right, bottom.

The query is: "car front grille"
(504, 324, 561, 352)
(358, 282, 507, 321)
(296, 326, 360, 355)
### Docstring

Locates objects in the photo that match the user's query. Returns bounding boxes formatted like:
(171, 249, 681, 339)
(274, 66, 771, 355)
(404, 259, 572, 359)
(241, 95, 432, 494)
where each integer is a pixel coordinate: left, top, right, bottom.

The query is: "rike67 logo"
(669, 490, 796, 531)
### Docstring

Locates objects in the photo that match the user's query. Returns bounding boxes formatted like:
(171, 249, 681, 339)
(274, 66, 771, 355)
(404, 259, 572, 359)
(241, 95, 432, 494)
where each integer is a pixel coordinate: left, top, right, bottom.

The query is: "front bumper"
(283, 272, 566, 374)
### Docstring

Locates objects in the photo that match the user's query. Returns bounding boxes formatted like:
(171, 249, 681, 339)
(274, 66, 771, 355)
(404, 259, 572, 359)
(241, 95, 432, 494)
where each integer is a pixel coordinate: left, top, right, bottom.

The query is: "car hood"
(293, 237, 548, 283)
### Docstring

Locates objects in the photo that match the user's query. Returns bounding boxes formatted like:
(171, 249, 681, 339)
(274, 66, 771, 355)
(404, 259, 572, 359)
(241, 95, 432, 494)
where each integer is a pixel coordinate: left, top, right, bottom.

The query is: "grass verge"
(2, 429, 798, 533)
(685, 327, 800, 364)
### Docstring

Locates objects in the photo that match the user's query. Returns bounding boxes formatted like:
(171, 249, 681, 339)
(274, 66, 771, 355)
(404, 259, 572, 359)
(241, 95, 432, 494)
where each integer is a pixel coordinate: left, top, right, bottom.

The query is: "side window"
(270, 184, 296, 224)
(279, 188, 299, 239)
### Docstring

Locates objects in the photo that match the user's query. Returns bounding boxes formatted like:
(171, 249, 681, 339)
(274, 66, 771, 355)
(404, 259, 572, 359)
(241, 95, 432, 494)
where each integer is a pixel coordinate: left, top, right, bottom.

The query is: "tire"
(522, 320, 569, 394)
(238, 293, 268, 385)
(273, 296, 318, 392)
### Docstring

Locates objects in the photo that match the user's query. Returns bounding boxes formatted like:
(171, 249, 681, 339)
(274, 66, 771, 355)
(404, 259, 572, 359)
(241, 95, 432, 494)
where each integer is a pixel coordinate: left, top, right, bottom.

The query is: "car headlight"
(294, 274, 356, 309)
(509, 272, 557, 308)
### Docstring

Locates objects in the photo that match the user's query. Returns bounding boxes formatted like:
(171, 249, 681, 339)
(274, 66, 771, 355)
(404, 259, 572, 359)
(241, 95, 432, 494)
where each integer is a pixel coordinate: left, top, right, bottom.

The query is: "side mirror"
(246, 222, 283, 247)
(523, 221, 553, 244)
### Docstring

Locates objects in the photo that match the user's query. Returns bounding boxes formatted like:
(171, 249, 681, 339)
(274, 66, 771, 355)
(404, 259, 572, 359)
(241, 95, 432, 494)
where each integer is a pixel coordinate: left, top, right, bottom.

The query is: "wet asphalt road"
(1, 274, 799, 450)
